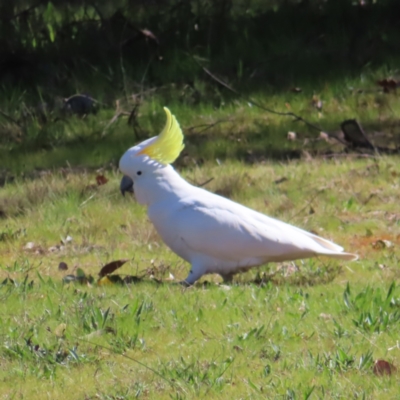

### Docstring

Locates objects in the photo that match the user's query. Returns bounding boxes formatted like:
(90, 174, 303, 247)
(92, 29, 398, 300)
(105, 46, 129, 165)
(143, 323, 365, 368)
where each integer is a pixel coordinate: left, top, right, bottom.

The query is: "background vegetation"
(1, 0, 400, 175)
(1, 1, 400, 398)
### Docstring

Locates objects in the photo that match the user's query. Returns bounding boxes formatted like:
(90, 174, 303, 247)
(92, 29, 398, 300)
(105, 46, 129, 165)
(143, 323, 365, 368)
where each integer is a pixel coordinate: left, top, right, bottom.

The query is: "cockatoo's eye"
(137, 171, 142, 176)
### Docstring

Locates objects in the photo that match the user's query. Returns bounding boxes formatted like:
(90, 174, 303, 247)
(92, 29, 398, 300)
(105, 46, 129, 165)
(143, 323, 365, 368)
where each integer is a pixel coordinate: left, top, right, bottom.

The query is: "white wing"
(151, 190, 357, 264)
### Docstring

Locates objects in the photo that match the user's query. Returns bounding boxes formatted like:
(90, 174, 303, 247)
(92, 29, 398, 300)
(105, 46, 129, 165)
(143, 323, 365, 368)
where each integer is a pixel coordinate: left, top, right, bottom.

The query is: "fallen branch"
(188, 53, 348, 145)
(101, 100, 129, 137)
(101, 111, 130, 137)
(187, 176, 215, 188)
(288, 189, 325, 223)
(186, 118, 233, 134)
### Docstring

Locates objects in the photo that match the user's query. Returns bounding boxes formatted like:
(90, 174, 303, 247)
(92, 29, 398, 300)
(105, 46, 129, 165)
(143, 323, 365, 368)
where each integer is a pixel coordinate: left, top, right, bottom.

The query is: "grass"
(2, 64, 400, 178)
(1, 2, 400, 396)
(1, 51, 400, 399)
(1, 155, 400, 399)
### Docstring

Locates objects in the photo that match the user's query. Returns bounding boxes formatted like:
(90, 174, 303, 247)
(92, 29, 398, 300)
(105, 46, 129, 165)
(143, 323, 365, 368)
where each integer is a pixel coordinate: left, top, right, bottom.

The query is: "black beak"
(120, 175, 134, 196)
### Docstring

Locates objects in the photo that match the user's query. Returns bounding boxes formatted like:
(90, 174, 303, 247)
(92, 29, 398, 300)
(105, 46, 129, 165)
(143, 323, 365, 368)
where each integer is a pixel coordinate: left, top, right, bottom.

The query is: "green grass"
(2, 66, 400, 178)
(1, 55, 400, 399)
(1, 156, 400, 399)
(2, 2, 400, 396)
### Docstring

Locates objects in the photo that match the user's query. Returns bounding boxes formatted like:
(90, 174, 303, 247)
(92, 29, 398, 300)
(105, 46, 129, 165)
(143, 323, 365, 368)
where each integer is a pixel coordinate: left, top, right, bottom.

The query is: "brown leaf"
(373, 359, 396, 376)
(99, 259, 129, 277)
(96, 174, 108, 186)
(372, 239, 393, 249)
(58, 262, 68, 271)
(274, 177, 288, 185)
(377, 78, 399, 93)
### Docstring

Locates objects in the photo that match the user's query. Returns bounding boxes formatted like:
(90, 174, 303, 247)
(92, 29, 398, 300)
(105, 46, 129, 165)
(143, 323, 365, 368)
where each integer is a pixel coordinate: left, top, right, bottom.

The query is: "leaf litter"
(62, 259, 173, 286)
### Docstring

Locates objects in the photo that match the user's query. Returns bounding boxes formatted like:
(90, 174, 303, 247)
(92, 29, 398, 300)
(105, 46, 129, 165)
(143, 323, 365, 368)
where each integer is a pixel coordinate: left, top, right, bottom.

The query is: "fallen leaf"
(24, 242, 35, 250)
(61, 235, 73, 244)
(319, 313, 332, 320)
(96, 174, 108, 186)
(372, 239, 393, 249)
(98, 275, 124, 285)
(58, 262, 68, 271)
(377, 78, 399, 93)
(49, 245, 62, 252)
(63, 268, 94, 285)
(274, 177, 288, 185)
(97, 276, 113, 286)
(287, 131, 296, 141)
(63, 275, 77, 284)
(99, 259, 129, 277)
(373, 359, 396, 376)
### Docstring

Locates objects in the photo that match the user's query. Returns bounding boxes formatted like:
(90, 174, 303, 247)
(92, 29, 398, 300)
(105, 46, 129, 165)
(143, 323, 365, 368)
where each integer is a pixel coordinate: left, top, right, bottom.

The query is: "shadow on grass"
(2, 113, 400, 184)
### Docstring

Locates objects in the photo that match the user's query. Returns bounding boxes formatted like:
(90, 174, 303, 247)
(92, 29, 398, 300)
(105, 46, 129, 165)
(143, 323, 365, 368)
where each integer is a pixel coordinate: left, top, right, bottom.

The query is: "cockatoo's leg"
(181, 264, 207, 286)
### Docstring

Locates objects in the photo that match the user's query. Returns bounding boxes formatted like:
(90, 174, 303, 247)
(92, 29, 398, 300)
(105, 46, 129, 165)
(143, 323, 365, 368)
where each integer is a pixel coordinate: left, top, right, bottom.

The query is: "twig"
(186, 176, 215, 188)
(288, 189, 325, 222)
(140, 53, 157, 95)
(101, 100, 131, 137)
(198, 177, 214, 187)
(79, 194, 96, 207)
(101, 111, 130, 137)
(186, 118, 233, 134)
(187, 53, 347, 144)
(132, 86, 164, 98)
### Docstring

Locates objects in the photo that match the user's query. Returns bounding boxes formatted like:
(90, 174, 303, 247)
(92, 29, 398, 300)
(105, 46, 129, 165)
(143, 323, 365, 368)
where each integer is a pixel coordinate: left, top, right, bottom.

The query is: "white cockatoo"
(119, 108, 358, 285)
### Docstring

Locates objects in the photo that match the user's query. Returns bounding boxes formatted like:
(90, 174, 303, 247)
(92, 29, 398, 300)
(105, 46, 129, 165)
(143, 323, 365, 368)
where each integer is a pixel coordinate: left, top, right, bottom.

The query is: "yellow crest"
(138, 107, 184, 164)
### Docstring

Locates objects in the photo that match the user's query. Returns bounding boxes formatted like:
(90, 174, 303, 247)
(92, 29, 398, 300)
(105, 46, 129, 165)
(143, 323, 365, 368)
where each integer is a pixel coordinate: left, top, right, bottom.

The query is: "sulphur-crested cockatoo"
(119, 108, 357, 285)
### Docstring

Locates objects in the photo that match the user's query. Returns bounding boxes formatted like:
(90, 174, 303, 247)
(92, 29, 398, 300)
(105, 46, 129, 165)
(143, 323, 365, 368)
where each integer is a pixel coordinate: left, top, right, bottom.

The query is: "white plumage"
(119, 108, 357, 285)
